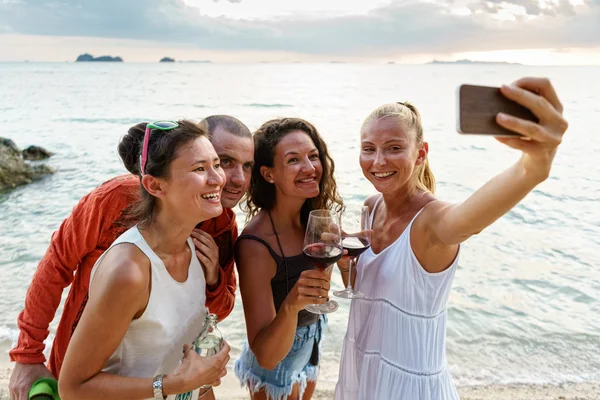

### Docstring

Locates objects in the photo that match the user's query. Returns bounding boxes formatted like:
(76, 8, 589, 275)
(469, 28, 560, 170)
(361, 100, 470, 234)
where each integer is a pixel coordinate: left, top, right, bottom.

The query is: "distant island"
(427, 59, 522, 65)
(160, 57, 175, 63)
(76, 53, 123, 62)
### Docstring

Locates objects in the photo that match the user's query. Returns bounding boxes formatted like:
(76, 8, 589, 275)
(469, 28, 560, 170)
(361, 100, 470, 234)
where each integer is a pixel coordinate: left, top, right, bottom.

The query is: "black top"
(236, 228, 319, 328)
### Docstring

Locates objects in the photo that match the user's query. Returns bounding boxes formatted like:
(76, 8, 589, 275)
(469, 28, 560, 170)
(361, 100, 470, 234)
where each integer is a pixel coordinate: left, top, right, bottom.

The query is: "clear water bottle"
(195, 313, 223, 391)
(194, 313, 223, 357)
(175, 313, 223, 400)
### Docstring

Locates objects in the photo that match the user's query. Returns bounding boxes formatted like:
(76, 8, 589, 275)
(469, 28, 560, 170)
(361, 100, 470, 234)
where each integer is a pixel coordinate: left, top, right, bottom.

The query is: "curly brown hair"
(244, 118, 344, 226)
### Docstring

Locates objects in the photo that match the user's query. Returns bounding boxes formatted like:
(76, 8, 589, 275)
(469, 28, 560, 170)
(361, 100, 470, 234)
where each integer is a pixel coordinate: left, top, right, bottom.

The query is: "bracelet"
(199, 387, 214, 398)
(338, 266, 350, 273)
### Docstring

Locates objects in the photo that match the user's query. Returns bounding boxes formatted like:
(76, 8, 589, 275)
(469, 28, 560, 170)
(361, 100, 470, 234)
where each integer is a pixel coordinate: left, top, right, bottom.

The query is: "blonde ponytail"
(416, 158, 436, 194)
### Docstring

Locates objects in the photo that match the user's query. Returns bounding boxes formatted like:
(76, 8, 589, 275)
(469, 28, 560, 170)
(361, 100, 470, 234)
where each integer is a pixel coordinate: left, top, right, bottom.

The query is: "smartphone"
(456, 84, 538, 136)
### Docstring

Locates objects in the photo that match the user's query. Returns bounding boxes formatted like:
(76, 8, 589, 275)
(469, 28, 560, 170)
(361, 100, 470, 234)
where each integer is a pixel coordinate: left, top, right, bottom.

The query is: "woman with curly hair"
(234, 118, 343, 400)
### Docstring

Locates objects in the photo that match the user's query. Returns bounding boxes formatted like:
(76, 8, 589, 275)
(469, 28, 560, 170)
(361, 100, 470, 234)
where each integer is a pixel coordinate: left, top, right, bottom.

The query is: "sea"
(0, 62, 599, 388)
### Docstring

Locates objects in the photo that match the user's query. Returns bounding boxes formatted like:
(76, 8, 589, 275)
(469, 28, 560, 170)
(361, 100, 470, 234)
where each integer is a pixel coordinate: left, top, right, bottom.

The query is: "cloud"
(467, 0, 577, 17)
(0, 0, 208, 40)
(0, 0, 598, 56)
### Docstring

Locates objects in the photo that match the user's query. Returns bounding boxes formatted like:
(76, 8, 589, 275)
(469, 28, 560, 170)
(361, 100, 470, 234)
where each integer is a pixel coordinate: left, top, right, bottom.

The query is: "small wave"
(242, 103, 293, 108)
(503, 204, 563, 226)
(546, 247, 592, 268)
(0, 326, 17, 348)
(449, 331, 600, 386)
(558, 286, 597, 304)
(440, 181, 474, 193)
(511, 278, 556, 294)
(168, 104, 210, 108)
(534, 188, 600, 203)
(532, 189, 565, 202)
(470, 145, 487, 151)
(0, 326, 56, 357)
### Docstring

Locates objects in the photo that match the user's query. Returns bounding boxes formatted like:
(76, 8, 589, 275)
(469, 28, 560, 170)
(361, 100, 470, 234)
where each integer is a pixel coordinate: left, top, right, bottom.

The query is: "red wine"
(342, 236, 371, 258)
(303, 243, 343, 269)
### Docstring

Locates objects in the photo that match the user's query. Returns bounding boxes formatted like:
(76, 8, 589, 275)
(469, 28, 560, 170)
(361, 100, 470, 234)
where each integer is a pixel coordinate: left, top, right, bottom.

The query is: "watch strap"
(152, 374, 166, 400)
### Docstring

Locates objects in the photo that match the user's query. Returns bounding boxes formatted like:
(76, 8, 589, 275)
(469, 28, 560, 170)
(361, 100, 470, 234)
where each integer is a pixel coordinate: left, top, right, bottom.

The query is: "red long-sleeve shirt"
(9, 174, 237, 377)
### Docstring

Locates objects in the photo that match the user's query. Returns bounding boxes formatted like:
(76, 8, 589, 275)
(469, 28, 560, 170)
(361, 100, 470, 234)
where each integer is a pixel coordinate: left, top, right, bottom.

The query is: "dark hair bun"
(118, 122, 148, 175)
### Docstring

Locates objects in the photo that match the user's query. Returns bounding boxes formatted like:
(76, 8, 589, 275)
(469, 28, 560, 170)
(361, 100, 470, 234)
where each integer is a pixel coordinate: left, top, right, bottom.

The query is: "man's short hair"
(202, 115, 252, 139)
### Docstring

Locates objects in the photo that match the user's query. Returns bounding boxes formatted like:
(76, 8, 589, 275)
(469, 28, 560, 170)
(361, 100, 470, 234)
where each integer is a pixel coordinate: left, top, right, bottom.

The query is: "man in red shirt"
(8, 115, 255, 400)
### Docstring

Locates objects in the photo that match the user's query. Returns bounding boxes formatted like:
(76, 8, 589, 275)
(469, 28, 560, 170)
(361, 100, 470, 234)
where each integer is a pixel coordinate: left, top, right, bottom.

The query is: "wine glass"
(334, 205, 371, 299)
(303, 209, 342, 314)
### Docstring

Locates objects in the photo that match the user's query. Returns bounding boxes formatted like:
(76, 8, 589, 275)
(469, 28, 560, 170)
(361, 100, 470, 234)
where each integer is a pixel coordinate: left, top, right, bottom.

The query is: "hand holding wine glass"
(334, 205, 371, 299)
(283, 269, 331, 313)
(303, 209, 343, 314)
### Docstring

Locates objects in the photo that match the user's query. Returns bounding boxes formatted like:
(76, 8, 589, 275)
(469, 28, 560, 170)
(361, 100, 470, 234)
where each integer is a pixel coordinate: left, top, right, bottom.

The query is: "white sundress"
(335, 197, 460, 400)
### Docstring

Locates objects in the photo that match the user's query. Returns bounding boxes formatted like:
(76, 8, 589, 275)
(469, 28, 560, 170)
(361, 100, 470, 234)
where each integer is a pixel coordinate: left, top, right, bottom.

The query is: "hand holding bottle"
(166, 341, 230, 394)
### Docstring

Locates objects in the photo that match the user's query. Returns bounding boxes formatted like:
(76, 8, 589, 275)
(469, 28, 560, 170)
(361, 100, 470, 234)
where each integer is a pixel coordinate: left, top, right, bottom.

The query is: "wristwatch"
(152, 374, 166, 400)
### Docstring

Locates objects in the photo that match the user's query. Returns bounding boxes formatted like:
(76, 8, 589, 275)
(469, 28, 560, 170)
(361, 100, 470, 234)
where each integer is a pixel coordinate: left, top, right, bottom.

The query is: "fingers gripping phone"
(456, 84, 538, 136)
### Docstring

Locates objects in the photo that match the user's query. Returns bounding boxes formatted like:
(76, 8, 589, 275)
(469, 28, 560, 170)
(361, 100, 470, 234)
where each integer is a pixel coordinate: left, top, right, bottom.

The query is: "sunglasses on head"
(139, 120, 179, 175)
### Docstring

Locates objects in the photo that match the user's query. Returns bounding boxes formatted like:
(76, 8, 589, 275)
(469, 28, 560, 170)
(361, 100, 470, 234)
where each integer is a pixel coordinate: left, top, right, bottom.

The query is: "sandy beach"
(2, 356, 599, 400)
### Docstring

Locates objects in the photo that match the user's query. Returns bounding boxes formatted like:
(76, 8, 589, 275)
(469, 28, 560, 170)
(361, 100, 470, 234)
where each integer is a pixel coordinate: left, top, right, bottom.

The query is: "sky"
(0, 0, 599, 64)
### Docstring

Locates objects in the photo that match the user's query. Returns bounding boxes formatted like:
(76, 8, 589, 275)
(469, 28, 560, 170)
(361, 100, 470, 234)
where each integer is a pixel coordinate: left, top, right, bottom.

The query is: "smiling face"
(360, 117, 428, 195)
(210, 126, 254, 209)
(262, 130, 322, 201)
(159, 136, 226, 223)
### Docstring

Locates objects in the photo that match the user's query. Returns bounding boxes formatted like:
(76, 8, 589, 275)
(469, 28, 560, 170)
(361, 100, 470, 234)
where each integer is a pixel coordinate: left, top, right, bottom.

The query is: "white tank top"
(89, 226, 207, 400)
(336, 196, 460, 400)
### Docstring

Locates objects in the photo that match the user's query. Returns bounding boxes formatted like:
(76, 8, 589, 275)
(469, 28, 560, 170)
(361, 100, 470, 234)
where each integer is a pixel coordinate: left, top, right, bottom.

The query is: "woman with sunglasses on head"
(234, 118, 343, 400)
(9, 116, 251, 400)
(334, 78, 568, 400)
(59, 120, 230, 400)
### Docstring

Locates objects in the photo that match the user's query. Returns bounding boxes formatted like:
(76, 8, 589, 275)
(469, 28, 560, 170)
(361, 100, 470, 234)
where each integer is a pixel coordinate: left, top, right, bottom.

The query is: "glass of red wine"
(334, 205, 371, 299)
(303, 209, 342, 314)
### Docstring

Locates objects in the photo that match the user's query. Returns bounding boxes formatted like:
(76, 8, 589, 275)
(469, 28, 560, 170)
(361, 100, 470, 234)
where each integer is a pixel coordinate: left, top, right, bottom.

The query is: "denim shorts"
(234, 315, 327, 400)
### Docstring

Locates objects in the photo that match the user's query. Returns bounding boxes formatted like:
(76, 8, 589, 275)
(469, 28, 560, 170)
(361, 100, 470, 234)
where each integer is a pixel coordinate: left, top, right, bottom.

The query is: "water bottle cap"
(205, 313, 218, 324)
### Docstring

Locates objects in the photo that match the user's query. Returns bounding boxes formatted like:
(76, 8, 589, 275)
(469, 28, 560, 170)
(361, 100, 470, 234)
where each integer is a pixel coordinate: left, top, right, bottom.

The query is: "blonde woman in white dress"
(335, 77, 569, 400)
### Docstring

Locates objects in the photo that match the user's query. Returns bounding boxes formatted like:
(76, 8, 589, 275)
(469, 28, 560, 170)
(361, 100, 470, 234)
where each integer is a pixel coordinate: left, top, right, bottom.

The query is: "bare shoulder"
(236, 235, 272, 261)
(413, 197, 455, 243)
(411, 197, 460, 273)
(236, 213, 277, 276)
(238, 211, 273, 248)
(92, 243, 150, 295)
(240, 211, 270, 237)
(418, 198, 454, 221)
(364, 195, 381, 213)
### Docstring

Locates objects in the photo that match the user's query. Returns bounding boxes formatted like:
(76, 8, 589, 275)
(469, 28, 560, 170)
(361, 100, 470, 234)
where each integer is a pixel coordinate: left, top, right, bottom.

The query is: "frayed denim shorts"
(234, 315, 327, 400)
